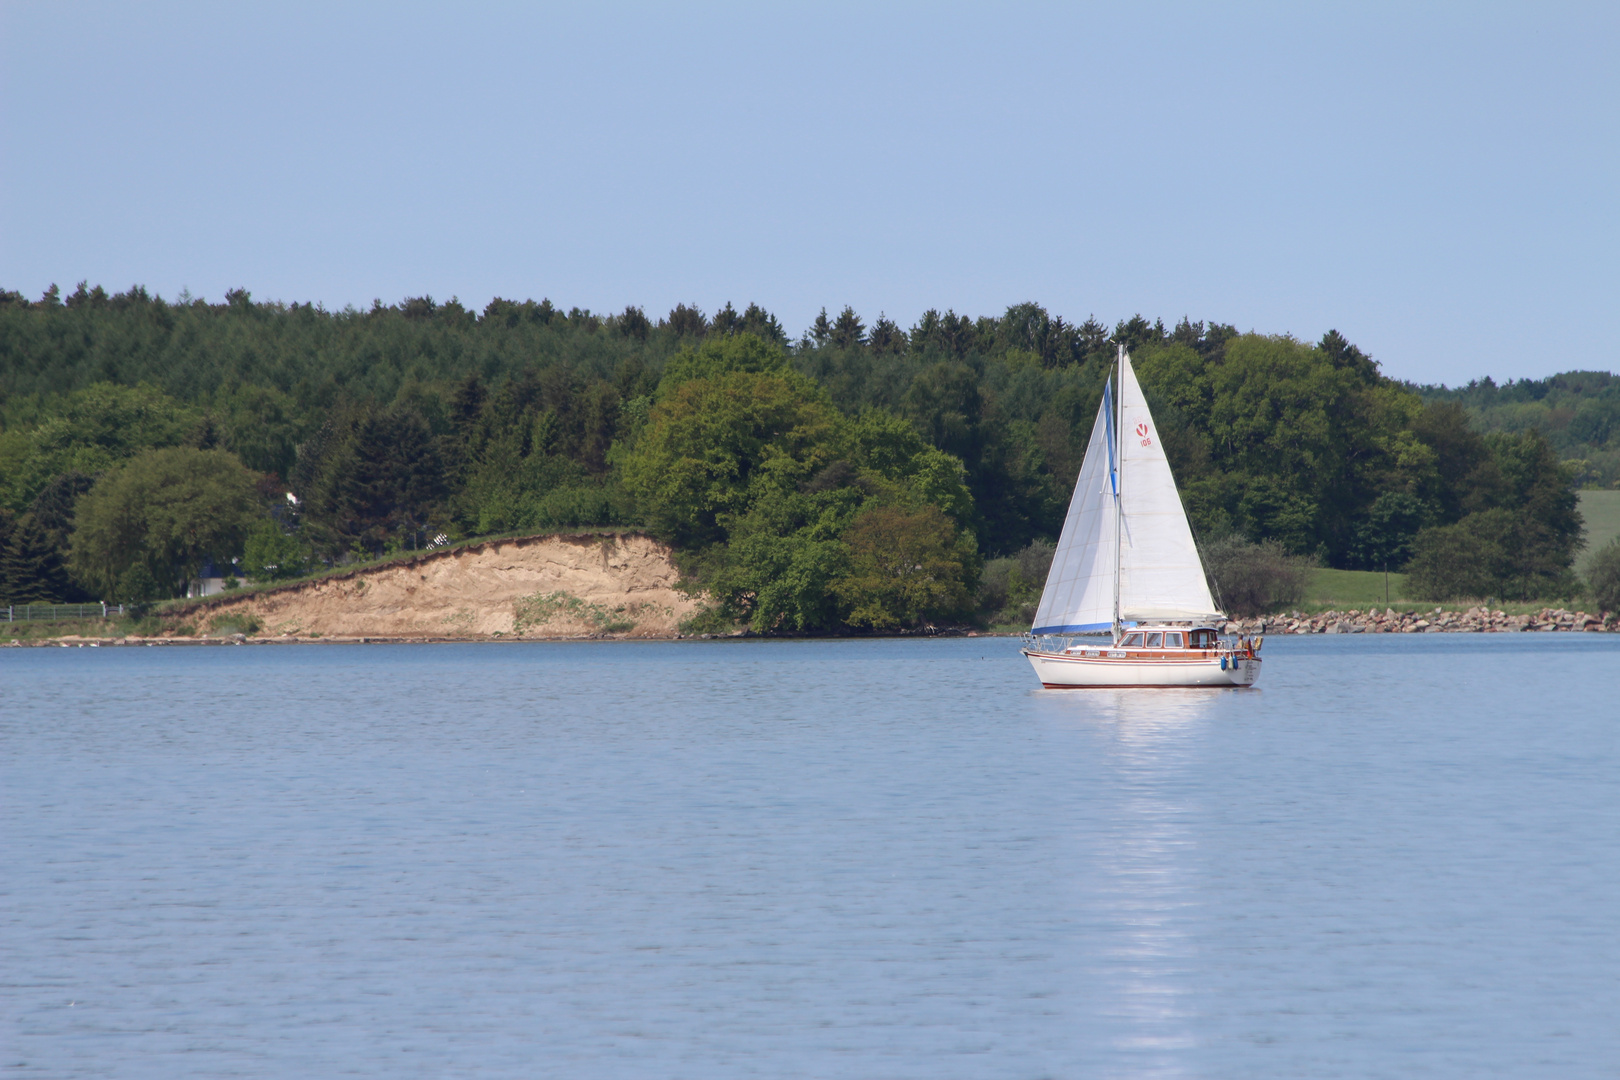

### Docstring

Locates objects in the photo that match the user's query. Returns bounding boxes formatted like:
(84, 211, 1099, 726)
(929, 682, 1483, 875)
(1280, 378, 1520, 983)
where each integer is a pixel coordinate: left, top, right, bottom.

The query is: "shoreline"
(1223, 606, 1617, 634)
(9, 606, 1620, 647)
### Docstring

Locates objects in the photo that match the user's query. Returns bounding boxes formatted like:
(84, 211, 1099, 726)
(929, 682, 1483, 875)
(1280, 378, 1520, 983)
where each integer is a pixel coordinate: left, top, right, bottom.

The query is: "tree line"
(0, 284, 1601, 622)
(1417, 371, 1620, 489)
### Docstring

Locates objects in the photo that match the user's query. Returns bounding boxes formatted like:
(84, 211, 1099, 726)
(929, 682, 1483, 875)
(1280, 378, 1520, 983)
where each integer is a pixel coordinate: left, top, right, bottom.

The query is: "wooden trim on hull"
(1039, 683, 1241, 689)
(1023, 648, 1261, 688)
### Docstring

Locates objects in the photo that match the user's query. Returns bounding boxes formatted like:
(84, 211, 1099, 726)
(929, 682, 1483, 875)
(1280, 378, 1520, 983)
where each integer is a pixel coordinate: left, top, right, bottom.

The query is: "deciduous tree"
(70, 447, 260, 599)
(834, 504, 977, 628)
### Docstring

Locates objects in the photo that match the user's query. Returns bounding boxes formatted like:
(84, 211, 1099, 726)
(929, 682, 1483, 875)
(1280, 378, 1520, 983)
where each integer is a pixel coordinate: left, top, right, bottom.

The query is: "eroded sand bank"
(188, 532, 702, 640)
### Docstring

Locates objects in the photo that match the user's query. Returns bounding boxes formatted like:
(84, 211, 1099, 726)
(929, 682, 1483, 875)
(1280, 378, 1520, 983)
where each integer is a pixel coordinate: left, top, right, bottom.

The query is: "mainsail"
(1030, 352, 1222, 635)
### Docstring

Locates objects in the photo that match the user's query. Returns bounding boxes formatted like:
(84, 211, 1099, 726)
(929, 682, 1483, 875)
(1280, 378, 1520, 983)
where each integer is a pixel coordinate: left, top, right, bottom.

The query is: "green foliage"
(0, 472, 98, 601)
(1200, 535, 1314, 617)
(622, 340, 840, 548)
(2, 513, 76, 601)
(977, 540, 1054, 625)
(0, 507, 12, 596)
(834, 504, 978, 629)
(116, 565, 165, 606)
(1585, 539, 1620, 612)
(0, 383, 199, 510)
(900, 360, 1059, 553)
(242, 519, 307, 581)
(1404, 515, 1507, 602)
(0, 287, 1595, 619)
(70, 447, 261, 599)
(621, 339, 981, 632)
(716, 530, 852, 632)
(1406, 508, 1576, 602)
(222, 385, 304, 477)
(294, 404, 449, 556)
(658, 332, 788, 391)
(1351, 491, 1428, 571)
(209, 613, 261, 636)
(1420, 370, 1620, 488)
(676, 605, 738, 635)
(1404, 431, 1583, 601)
(511, 590, 641, 634)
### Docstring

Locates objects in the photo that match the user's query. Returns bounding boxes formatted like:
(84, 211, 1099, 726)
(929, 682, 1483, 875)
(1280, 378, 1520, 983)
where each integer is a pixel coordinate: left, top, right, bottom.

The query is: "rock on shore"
(1222, 606, 1617, 635)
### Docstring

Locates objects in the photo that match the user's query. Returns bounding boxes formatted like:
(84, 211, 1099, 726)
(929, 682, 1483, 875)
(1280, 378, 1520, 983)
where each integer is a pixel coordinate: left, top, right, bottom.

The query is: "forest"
(0, 283, 1609, 626)
(1417, 371, 1620, 489)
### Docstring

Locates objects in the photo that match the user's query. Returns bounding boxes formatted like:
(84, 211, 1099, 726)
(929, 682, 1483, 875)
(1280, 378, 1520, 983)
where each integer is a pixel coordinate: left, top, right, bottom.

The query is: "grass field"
(1298, 569, 1573, 615)
(1579, 490, 1620, 571)
(1305, 567, 1408, 608)
(1299, 492, 1620, 609)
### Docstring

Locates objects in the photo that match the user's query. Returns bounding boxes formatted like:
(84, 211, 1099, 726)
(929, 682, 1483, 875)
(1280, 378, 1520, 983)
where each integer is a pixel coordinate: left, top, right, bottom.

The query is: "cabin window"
(1121, 632, 1145, 647)
(1163, 632, 1184, 647)
(1144, 632, 1163, 647)
(1190, 629, 1215, 648)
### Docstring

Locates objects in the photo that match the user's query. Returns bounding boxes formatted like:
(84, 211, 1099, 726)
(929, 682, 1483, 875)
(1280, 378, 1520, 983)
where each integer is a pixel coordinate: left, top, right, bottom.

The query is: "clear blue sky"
(2, 2, 1615, 385)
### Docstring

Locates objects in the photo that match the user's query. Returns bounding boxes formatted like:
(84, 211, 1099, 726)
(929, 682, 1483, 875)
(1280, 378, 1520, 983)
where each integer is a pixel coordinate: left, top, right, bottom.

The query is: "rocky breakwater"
(1223, 606, 1618, 635)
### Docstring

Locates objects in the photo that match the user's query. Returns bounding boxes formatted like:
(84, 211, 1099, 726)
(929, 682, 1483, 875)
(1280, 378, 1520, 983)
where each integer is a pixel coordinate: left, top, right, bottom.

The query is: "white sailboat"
(1022, 347, 1262, 688)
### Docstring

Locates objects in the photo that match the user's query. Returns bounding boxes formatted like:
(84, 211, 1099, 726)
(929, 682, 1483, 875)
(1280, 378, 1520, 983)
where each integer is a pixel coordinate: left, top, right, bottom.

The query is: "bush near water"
(0, 287, 1612, 629)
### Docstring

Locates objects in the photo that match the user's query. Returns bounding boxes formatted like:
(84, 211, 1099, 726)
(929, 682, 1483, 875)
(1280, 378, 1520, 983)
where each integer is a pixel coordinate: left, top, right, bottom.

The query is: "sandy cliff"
(189, 531, 702, 640)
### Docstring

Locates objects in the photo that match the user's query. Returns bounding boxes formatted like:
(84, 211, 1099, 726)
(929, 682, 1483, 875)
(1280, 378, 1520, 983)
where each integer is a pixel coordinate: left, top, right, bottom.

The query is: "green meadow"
(1578, 490, 1620, 572)
(1299, 493, 1620, 614)
(1306, 567, 1409, 609)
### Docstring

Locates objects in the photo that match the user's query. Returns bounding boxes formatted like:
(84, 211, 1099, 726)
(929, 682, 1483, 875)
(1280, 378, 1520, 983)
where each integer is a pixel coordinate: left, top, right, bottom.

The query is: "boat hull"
(1022, 648, 1260, 688)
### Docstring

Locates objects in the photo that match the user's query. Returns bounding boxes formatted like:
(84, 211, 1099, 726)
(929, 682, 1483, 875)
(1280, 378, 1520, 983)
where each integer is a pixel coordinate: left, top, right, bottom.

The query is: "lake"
(4, 635, 1618, 1078)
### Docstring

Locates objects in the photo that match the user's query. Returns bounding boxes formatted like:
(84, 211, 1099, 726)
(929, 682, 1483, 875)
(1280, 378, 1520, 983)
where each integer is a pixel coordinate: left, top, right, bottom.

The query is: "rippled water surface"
(5, 635, 1620, 1078)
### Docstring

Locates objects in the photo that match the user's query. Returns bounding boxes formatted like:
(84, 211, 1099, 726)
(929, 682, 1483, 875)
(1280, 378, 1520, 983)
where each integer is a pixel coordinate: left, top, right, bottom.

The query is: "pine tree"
(868, 314, 907, 356)
(831, 306, 866, 349)
(710, 302, 742, 336)
(0, 508, 13, 598)
(1113, 314, 1161, 352)
(615, 305, 651, 340)
(1, 514, 77, 602)
(738, 303, 785, 344)
(662, 303, 708, 338)
(809, 307, 832, 346)
(1318, 329, 1379, 381)
(1, 474, 96, 602)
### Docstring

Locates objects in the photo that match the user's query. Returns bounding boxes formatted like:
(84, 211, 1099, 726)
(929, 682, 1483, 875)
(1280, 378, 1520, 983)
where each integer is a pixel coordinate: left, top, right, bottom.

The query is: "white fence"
(3, 603, 126, 623)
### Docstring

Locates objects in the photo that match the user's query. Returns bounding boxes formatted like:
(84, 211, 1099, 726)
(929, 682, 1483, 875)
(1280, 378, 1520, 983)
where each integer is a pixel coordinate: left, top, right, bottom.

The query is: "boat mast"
(1112, 344, 1123, 643)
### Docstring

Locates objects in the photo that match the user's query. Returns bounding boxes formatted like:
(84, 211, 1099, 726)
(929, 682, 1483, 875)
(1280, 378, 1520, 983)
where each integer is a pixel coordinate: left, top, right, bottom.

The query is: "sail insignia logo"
(1136, 422, 1152, 446)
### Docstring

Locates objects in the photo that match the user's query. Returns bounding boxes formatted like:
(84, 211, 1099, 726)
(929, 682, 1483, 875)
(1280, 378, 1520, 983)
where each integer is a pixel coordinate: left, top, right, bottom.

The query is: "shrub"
(242, 520, 307, 581)
(977, 539, 1054, 625)
(1404, 517, 1503, 602)
(1587, 538, 1620, 612)
(1200, 534, 1312, 617)
(1406, 508, 1580, 602)
(977, 557, 1017, 614)
(209, 613, 262, 636)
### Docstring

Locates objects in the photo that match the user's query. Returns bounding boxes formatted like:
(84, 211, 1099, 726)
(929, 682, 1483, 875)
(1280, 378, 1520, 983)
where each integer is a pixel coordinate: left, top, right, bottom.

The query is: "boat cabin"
(1116, 627, 1219, 650)
(1061, 625, 1222, 655)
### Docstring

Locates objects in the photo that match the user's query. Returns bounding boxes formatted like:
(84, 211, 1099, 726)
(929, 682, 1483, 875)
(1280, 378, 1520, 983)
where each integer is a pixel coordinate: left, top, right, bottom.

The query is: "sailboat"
(1022, 347, 1261, 688)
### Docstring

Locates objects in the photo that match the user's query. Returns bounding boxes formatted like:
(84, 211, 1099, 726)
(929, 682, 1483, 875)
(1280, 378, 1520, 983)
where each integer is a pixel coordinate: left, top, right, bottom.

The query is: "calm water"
(4, 635, 1619, 1078)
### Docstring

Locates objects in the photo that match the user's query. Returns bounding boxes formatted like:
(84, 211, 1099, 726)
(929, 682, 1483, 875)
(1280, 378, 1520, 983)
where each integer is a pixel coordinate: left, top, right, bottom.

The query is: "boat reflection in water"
(1049, 689, 1220, 1067)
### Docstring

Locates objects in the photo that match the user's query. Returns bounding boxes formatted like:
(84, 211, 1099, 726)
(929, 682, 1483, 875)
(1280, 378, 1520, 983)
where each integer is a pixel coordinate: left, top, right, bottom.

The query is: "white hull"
(1023, 648, 1260, 688)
